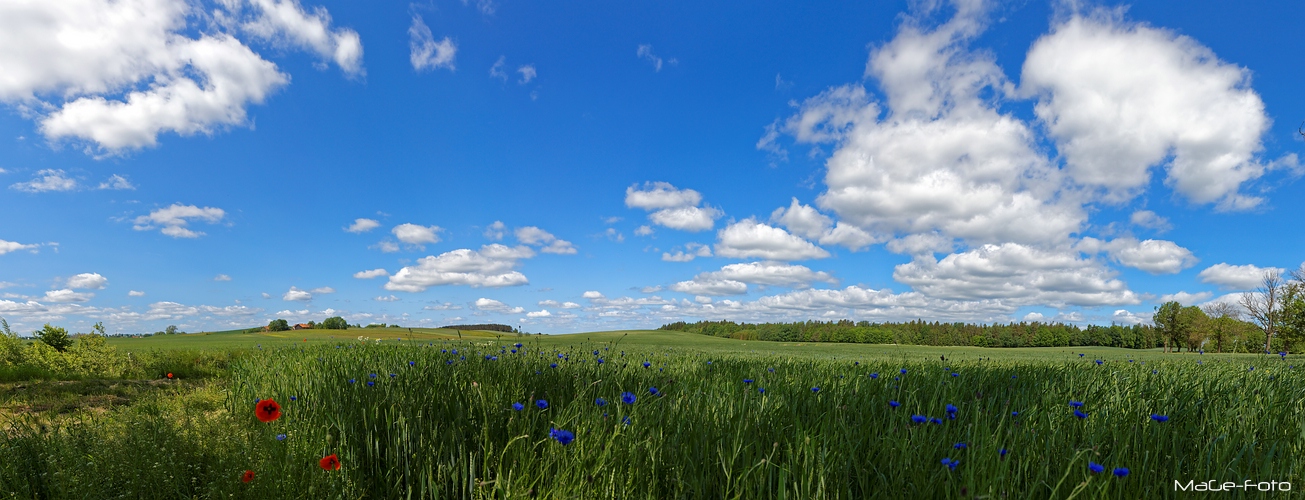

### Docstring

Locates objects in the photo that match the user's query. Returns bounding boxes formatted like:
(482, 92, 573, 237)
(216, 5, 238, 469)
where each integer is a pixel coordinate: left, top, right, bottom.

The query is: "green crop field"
(2, 330, 1301, 498)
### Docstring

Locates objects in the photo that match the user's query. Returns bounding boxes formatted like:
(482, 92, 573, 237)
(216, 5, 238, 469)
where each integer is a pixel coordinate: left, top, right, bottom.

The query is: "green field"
(2, 330, 1301, 498)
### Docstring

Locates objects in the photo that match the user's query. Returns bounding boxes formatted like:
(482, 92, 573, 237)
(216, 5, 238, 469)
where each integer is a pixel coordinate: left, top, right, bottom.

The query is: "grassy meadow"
(2, 330, 1302, 498)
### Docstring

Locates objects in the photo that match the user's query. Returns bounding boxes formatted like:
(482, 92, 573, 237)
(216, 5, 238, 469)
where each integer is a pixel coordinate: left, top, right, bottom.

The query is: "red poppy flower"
(166, 373, 173, 379)
(319, 454, 341, 471)
(255, 399, 281, 423)
(241, 470, 255, 483)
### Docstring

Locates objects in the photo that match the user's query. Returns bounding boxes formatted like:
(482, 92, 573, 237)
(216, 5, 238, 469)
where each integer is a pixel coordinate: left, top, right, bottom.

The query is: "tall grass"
(2, 340, 1301, 498)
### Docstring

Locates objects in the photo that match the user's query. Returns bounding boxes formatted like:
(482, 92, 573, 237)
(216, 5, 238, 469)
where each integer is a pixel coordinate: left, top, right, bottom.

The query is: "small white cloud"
(409, 15, 456, 72)
(474, 297, 521, 313)
(640, 285, 662, 293)
(283, 287, 312, 301)
(375, 295, 400, 302)
(490, 56, 508, 81)
(1130, 210, 1172, 232)
(97, 174, 135, 190)
(1158, 291, 1214, 305)
(484, 221, 506, 240)
(423, 302, 461, 310)
(353, 268, 389, 279)
(515, 226, 576, 254)
(670, 278, 748, 296)
(393, 223, 442, 247)
(133, 204, 225, 238)
(634, 225, 654, 236)
(1197, 263, 1284, 290)
(661, 242, 712, 262)
(374, 241, 401, 253)
(526, 309, 551, 318)
(214, 274, 232, 282)
(309, 287, 335, 294)
(128, 290, 145, 297)
(44, 289, 93, 303)
(10, 169, 77, 192)
(582, 291, 604, 299)
(1023, 312, 1045, 322)
(637, 44, 673, 72)
(604, 227, 624, 242)
(261, 292, 272, 299)
(1078, 237, 1198, 275)
(715, 219, 830, 261)
(0, 239, 40, 255)
(517, 65, 536, 84)
(346, 218, 381, 233)
(66, 272, 108, 289)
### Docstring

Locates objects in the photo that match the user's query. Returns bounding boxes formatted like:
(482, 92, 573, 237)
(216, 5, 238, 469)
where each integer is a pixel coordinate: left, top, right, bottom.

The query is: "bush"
(320, 316, 348, 330)
(35, 323, 73, 352)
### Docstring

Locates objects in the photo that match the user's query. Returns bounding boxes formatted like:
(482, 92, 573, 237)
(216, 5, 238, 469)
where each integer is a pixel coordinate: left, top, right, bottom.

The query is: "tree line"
(439, 324, 517, 333)
(1154, 267, 1305, 354)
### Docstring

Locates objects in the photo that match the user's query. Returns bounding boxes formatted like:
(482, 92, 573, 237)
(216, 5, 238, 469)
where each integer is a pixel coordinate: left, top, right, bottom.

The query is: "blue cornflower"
(870, 373, 879, 379)
(446, 360, 454, 365)
(409, 361, 416, 366)
(941, 458, 957, 470)
(595, 397, 608, 407)
(1280, 352, 1288, 358)
(558, 353, 564, 359)
(1249, 366, 1255, 371)
(1150, 414, 1168, 422)
(945, 404, 958, 414)
(954, 442, 966, 449)
(621, 392, 636, 404)
(597, 358, 604, 364)
(1113, 467, 1129, 477)
(931, 418, 943, 425)
(649, 387, 660, 396)
(759, 388, 766, 394)
(622, 416, 632, 425)
(951, 372, 959, 377)
(1011, 411, 1019, 416)
(811, 387, 820, 393)
(254, 398, 260, 404)
(289, 396, 297, 401)
(912, 415, 927, 424)
(348, 379, 356, 384)
(1074, 409, 1088, 419)
(276, 433, 286, 441)
(889, 400, 901, 408)
(536, 400, 549, 409)
(1152, 370, 1157, 374)
(1079, 353, 1084, 357)
(643, 362, 651, 368)
(1012, 375, 1017, 379)
(452, 349, 458, 354)
(441, 349, 447, 353)
(707, 361, 712, 365)
(743, 379, 754, 384)
(367, 381, 375, 387)
(1095, 360, 1103, 365)
(550, 363, 558, 368)
(512, 402, 524, 411)
(389, 373, 396, 378)
(768, 368, 775, 373)
(549, 428, 575, 445)
(511, 349, 517, 354)
(900, 368, 907, 374)
(1069, 401, 1084, 408)
(999, 448, 1008, 458)
(1088, 462, 1105, 473)
(370, 373, 377, 378)
(515, 343, 522, 348)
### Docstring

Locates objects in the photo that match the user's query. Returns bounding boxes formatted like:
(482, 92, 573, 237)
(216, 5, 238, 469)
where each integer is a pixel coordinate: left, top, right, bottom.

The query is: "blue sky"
(1, 0, 1302, 334)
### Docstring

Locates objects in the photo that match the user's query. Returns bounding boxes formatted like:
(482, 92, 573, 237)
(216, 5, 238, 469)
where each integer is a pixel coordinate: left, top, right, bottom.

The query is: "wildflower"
(622, 416, 632, 425)
(389, 373, 396, 378)
(1088, 462, 1104, 473)
(900, 368, 907, 374)
(1011, 375, 1017, 379)
(166, 373, 173, 379)
(1095, 360, 1103, 365)
(511, 349, 517, 354)
(1150, 414, 1168, 422)
(551, 363, 558, 368)
(758, 388, 766, 394)
(945, 404, 958, 414)
(951, 372, 959, 377)
(999, 448, 1008, 458)
(255, 399, 282, 423)
(515, 343, 522, 348)
(1113, 467, 1129, 477)
(1074, 410, 1088, 419)
(870, 373, 879, 379)
(912, 415, 927, 424)
(649, 387, 660, 396)
(889, 400, 901, 408)
(596, 398, 607, 407)
(597, 358, 604, 364)
(241, 470, 255, 483)
(320, 454, 341, 471)
(550, 428, 575, 445)
(622, 392, 637, 404)
(536, 400, 549, 409)
(941, 458, 958, 470)
(1069, 401, 1084, 408)
(954, 442, 966, 449)
(643, 362, 651, 368)
(370, 373, 377, 378)
(276, 433, 286, 441)
(367, 381, 375, 387)
(1079, 353, 1084, 357)
(348, 378, 356, 384)
(289, 396, 297, 401)
(1152, 370, 1157, 374)
(931, 418, 943, 424)
(1011, 411, 1019, 416)
(447, 360, 454, 365)
(768, 368, 775, 373)
(811, 387, 820, 393)
(743, 379, 754, 384)
(512, 402, 524, 411)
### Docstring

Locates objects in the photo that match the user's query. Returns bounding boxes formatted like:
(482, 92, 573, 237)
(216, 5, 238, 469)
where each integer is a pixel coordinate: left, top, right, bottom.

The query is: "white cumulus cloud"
(385, 244, 534, 292)
(283, 287, 312, 301)
(10, 169, 77, 192)
(66, 273, 108, 289)
(715, 219, 830, 261)
(214, 274, 232, 281)
(346, 218, 380, 233)
(0, 239, 40, 255)
(1078, 237, 1197, 275)
(353, 268, 388, 279)
(626, 182, 721, 232)
(132, 204, 225, 238)
(515, 226, 576, 254)
(1197, 263, 1284, 290)
(128, 290, 146, 297)
(392, 223, 442, 247)
(44, 289, 94, 303)
(409, 15, 455, 72)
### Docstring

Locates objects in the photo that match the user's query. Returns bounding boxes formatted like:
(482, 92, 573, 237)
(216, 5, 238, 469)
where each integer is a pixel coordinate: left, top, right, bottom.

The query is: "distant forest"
(660, 320, 1164, 349)
(440, 324, 517, 333)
